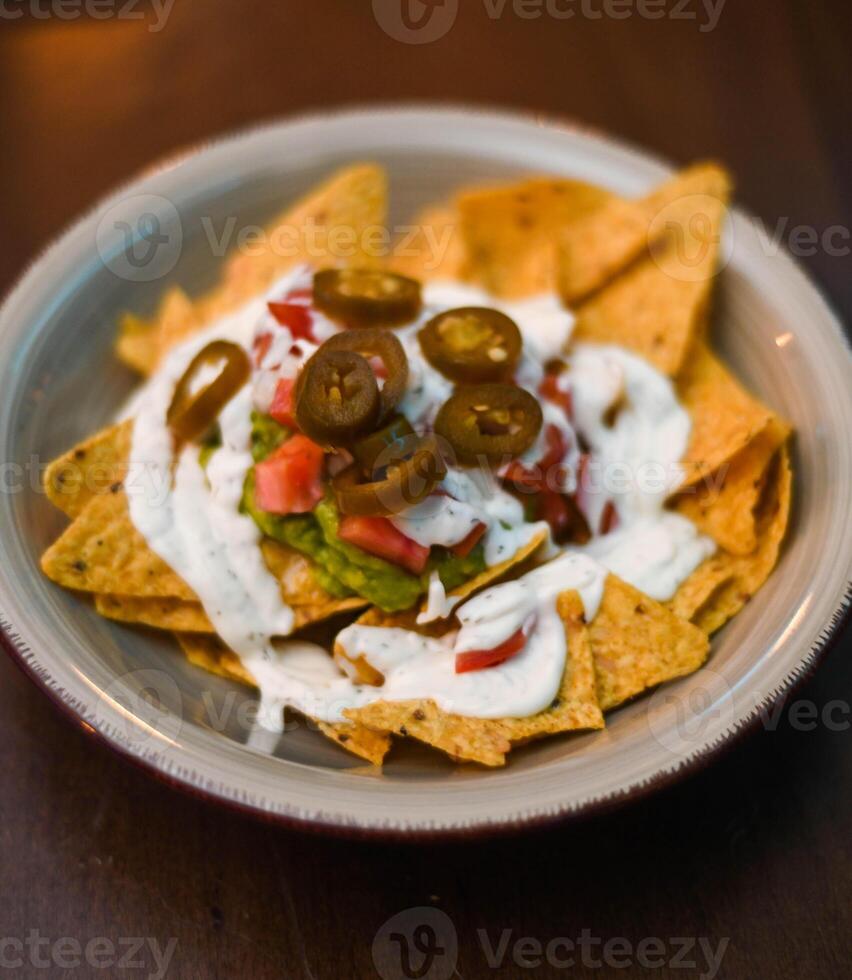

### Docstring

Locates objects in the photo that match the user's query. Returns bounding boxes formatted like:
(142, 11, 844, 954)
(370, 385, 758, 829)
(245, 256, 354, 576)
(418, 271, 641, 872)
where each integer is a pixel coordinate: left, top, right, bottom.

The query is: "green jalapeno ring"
(333, 434, 447, 516)
(419, 307, 522, 384)
(294, 349, 380, 447)
(434, 383, 543, 465)
(313, 268, 422, 328)
(167, 340, 251, 447)
(321, 328, 409, 423)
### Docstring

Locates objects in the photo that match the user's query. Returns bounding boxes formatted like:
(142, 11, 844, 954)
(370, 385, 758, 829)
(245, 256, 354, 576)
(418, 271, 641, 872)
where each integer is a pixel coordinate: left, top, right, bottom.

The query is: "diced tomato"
(269, 378, 299, 429)
(503, 425, 566, 491)
(540, 424, 568, 471)
(253, 435, 325, 515)
(599, 500, 620, 535)
(267, 302, 315, 341)
(536, 489, 572, 539)
(253, 332, 273, 368)
(337, 516, 430, 575)
(455, 628, 527, 674)
(539, 373, 573, 420)
(451, 522, 487, 558)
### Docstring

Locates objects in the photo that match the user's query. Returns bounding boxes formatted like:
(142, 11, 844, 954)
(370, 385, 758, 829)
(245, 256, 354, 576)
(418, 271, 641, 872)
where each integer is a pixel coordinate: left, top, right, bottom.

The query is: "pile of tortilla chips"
(40, 161, 792, 767)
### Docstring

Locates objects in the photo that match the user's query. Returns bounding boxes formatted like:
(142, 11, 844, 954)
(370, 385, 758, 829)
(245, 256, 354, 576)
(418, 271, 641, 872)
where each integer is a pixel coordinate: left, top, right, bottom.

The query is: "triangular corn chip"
(589, 575, 710, 711)
(42, 486, 365, 624)
(458, 178, 613, 298)
(572, 169, 731, 376)
(175, 634, 390, 766)
(678, 446, 792, 636)
(677, 343, 777, 487)
(558, 162, 731, 305)
(673, 416, 790, 554)
(44, 420, 132, 518)
(343, 589, 604, 767)
(41, 488, 196, 599)
(116, 163, 389, 375)
(389, 204, 469, 282)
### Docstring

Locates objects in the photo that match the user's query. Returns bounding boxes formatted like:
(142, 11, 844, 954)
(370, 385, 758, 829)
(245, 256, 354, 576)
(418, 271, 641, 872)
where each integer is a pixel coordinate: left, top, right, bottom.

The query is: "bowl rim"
(1, 102, 850, 839)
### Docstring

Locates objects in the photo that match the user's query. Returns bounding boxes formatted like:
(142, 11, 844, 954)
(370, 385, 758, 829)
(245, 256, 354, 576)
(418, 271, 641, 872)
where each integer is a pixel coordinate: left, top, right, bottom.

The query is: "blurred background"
(1, 2, 849, 978)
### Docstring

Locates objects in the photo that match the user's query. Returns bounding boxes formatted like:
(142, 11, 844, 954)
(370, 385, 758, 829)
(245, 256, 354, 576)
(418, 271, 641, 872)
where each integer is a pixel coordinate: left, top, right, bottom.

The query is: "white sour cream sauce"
(124, 267, 714, 727)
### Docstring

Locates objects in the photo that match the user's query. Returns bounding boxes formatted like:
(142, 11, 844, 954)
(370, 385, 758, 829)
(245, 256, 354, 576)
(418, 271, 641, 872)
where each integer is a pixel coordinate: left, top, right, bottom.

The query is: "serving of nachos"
(40, 161, 793, 768)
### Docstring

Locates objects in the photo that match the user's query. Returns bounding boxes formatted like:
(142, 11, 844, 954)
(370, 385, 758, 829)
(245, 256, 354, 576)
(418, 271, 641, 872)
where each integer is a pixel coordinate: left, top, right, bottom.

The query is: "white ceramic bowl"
(1, 106, 850, 837)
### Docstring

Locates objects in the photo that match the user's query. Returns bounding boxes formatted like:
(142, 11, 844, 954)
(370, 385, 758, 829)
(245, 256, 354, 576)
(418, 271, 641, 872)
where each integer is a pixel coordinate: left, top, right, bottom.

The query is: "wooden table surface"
(1, 3, 849, 978)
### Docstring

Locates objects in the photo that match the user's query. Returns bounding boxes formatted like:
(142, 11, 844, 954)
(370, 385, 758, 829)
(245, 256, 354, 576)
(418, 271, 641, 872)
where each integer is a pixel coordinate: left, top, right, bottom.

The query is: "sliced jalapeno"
(313, 268, 422, 328)
(167, 340, 251, 446)
(434, 383, 543, 464)
(294, 349, 380, 447)
(321, 328, 408, 422)
(419, 307, 522, 383)
(333, 435, 446, 516)
(351, 414, 415, 476)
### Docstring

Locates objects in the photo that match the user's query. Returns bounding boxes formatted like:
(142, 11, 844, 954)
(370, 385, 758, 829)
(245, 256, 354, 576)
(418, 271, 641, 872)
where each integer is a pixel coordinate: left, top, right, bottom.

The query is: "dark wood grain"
(1, 2, 850, 977)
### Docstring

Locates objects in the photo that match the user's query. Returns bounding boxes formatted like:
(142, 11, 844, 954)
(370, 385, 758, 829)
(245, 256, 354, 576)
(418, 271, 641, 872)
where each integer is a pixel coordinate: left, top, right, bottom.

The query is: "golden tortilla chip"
(572, 169, 731, 376)
(389, 204, 468, 282)
(673, 417, 790, 554)
(590, 575, 710, 711)
(457, 178, 613, 297)
(666, 561, 733, 623)
(449, 529, 550, 606)
(343, 589, 603, 767)
(678, 343, 777, 487)
(558, 162, 731, 305)
(501, 591, 604, 744)
(116, 162, 389, 375)
(115, 288, 200, 377)
(96, 590, 364, 634)
(97, 594, 213, 633)
(41, 488, 196, 599)
(44, 421, 132, 518)
(678, 446, 792, 636)
(175, 633, 389, 765)
(42, 484, 365, 628)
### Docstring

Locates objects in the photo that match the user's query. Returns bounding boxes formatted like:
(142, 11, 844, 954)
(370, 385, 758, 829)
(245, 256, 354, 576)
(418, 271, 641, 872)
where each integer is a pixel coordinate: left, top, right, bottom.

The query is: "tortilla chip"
(673, 417, 790, 554)
(666, 561, 734, 622)
(96, 594, 213, 632)
(678, 446, 792, 636)
(501, 591, 604, 744)
(41, 487, 196, 599)
(116, 288, 201, 377)
(572, 170, 731, 376)
(678, 343, 777, 487)
(558, 162, 731, 305)
(458, 178, 613, 297)
(42, 489, 365, 638)
(450, 528, 551, 605)
(343, 589, 603, 766)
(175, 633, 390, 766)
(590, 575, 710, 711)
(44, 421, 132, 518)
(96, 590, 364, 634)
(116, 162, 389, 375)
(389, 204, 468, 282)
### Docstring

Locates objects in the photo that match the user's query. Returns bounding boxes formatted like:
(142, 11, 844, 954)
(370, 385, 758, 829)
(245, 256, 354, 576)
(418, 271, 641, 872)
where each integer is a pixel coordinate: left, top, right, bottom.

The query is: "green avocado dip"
(242, 412, 485, 611)
(242, 476, 485, 612)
